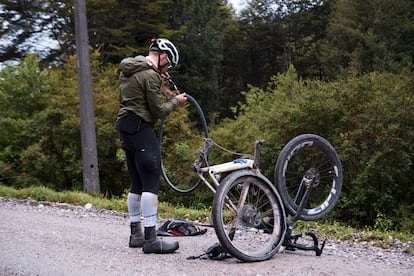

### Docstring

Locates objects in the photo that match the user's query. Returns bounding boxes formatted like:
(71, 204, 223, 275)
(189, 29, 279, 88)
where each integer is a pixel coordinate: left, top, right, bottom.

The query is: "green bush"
(210, 66, 414, 231)
(1, 55, 413, 232)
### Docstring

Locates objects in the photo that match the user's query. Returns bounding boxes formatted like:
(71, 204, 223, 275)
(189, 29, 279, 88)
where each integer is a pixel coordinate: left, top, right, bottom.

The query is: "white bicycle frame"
(197, 158, 256, 194)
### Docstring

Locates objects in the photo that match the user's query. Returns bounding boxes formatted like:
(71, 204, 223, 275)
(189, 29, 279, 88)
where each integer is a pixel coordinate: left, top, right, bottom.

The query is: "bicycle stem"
(253, 140, 265, 169)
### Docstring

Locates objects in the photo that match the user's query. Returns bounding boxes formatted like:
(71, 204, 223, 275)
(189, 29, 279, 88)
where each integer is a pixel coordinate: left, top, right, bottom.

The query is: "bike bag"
(157, 219, 207, 237)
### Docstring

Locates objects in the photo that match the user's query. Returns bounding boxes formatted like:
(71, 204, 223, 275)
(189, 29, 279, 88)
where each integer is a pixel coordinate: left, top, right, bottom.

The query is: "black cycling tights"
(120, 126, 161, 195)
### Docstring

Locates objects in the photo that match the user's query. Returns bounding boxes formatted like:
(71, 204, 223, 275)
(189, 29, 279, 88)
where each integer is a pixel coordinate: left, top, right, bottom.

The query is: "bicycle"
(159, 80, 343, 262)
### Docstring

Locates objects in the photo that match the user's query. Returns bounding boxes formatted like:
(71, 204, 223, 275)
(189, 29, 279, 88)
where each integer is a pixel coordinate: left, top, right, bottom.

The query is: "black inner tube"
(159, 94, 209, 193)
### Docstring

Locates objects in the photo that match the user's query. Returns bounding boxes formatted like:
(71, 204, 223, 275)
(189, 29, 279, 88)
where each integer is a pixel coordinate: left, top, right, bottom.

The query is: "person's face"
(159, 53, 172, 73)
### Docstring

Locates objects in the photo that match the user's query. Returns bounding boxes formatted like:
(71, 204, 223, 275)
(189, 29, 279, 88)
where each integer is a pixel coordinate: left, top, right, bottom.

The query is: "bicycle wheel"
(212, 170, 286, 262)
(274, 134, 343, 221)
(159, 94, 209, 193)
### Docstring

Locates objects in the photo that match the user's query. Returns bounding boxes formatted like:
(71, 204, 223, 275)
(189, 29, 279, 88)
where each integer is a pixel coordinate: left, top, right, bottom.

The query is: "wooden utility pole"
(74, 0, 100, 194)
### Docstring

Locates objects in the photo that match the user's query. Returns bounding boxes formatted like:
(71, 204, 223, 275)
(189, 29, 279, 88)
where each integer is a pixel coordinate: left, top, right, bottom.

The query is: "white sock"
(141, 192, 158, 227)
(127, 192, 141, 223)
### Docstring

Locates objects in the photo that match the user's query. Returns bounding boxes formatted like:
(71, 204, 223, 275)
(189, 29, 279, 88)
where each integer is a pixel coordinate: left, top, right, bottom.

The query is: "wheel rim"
(213, 174, 286, 262)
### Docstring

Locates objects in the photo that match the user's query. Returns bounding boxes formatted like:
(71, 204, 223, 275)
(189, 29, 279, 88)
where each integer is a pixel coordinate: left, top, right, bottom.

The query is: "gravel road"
(0, 197, 413, 276)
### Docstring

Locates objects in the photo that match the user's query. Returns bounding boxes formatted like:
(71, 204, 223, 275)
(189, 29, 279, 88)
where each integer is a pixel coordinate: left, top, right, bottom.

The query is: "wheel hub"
(238, 205, 261, 228)
(304, 168, 320, 188)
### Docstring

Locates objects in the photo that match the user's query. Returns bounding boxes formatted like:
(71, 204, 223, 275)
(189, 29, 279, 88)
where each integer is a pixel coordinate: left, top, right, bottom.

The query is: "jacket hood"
(119, 55, 151, 77)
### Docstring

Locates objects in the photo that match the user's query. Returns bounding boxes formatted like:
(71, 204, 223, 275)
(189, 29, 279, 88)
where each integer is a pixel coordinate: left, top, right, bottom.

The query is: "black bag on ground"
(157, 219, 207, 237)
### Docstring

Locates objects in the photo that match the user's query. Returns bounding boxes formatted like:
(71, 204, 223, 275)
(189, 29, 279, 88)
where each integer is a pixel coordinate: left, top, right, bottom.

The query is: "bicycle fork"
(282, 170, 327, 256)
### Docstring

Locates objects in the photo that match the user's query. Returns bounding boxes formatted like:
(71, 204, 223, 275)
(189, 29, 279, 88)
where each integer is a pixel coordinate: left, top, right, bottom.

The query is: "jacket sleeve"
(145, 73, 179, 119)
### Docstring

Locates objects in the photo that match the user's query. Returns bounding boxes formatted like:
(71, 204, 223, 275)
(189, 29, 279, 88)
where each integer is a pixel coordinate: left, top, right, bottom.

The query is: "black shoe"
(129, 222, 144, 248)
(143, 239, 179, 254)
(142, 226, 179, 254)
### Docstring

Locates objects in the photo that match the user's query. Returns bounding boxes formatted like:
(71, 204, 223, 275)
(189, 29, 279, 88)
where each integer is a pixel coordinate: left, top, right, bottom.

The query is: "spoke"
(227, 181, 250, 240)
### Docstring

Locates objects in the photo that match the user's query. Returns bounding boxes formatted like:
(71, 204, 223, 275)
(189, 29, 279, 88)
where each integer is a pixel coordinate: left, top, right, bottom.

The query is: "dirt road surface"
(0, 197, 413, 276)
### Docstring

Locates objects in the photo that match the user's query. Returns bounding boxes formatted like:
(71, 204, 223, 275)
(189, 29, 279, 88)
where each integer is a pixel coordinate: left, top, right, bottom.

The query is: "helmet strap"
(157, 52, 162, 70)
(157, 51, 172, 71)
(147, 51, 169, 74)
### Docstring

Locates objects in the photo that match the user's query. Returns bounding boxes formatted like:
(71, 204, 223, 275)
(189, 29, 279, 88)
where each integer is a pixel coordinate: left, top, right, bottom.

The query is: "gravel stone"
(0, 197, 413, 275)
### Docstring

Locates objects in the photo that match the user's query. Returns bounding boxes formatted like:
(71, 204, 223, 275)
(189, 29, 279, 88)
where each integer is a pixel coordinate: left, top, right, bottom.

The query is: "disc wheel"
(274, 134, 343, 221)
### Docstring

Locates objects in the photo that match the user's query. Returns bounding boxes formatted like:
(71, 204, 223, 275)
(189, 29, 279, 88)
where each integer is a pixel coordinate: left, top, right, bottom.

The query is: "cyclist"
(115, 38, 187, 254)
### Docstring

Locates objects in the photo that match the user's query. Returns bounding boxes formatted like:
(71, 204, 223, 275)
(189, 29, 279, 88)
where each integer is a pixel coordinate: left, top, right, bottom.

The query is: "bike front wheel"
(274, 134, 343, 221)
(212, 171, 286, 262)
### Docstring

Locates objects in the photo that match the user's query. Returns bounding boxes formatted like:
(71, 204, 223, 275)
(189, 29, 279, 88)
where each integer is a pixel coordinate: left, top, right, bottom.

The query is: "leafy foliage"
(1, 0, 414, 231)
(0, 53, 122, 193)
(210, 66, 414, 231)
(321, 0, 414, 79)
(333, 71, 414, 229)
(0, 0, 75, 64)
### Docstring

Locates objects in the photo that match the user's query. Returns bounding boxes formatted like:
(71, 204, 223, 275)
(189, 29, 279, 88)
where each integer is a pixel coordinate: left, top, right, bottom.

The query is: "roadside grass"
(0, 184, 412, 251)
(294, 220, 413, 250)
(0, 184, 209, 222)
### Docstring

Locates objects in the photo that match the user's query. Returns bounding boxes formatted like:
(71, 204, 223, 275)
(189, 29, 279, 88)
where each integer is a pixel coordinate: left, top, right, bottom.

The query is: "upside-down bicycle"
(159, 79, 343, 262)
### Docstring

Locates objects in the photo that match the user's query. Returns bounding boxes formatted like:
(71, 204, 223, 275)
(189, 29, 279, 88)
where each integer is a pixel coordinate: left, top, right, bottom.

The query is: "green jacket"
(116, 55, 179, 123)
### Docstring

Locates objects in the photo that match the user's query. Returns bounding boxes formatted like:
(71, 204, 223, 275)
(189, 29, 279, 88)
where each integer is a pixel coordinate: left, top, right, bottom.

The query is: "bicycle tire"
(274, 134, 343, 221)
(159, 94, 209, 194)
(212, 170, 286, 262)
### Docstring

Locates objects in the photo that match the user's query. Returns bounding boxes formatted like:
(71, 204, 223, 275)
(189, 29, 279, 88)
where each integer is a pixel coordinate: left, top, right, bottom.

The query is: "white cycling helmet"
(149, 38, 179, 67)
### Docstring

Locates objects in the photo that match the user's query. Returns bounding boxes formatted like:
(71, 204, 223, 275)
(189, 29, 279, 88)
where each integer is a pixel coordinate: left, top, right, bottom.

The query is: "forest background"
(0, 0, 413, 233)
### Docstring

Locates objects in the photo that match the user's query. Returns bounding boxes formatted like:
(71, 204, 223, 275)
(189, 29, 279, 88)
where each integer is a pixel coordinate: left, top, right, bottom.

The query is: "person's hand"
(175, 93, 187, 106)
